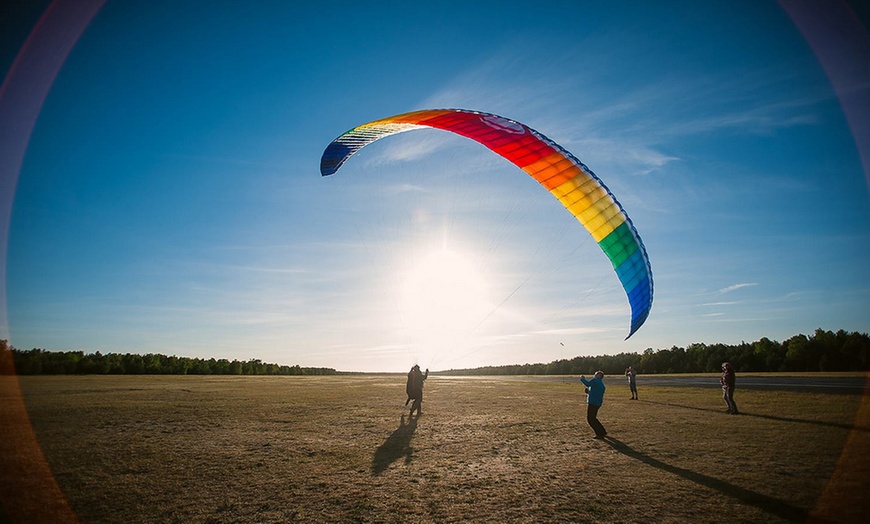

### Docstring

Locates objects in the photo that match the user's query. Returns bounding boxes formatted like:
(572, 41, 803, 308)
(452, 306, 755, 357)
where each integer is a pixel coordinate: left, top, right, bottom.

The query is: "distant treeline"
(2, 328, 868, 376)
(439, 329, 870, 376)
(1, 342, 336, 376)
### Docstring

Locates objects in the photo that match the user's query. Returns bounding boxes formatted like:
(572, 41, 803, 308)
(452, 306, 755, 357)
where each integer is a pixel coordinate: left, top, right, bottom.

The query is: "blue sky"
(2, 0, 869, 372)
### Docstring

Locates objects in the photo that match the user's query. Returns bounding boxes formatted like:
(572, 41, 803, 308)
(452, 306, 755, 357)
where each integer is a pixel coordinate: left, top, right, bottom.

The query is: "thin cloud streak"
(719, 283, 759, 294)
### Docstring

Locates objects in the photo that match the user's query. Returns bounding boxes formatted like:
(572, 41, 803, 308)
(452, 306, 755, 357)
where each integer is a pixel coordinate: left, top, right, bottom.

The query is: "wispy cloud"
(718, 283, 758, 294)
(413, 55, 677, 180)
(384, 183, 427, 195)
(373, 134, 445, 163)
(417, 41, 828, 187)
(213, 264, 309, 275)
(530, 326, 619, 336)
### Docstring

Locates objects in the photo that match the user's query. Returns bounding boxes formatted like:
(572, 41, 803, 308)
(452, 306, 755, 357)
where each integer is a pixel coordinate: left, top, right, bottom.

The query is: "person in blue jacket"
(580, 371, 607, 439)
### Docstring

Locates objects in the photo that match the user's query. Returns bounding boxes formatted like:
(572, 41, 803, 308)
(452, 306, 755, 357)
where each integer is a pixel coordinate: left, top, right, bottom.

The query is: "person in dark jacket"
(720, 362, 738, 414)
(406, 365, 429, 417)
(580, 371, 607, 439)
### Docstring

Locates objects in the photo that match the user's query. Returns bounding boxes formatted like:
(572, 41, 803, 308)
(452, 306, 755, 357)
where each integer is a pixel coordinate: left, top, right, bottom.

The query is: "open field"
(3, 374, 870, 523)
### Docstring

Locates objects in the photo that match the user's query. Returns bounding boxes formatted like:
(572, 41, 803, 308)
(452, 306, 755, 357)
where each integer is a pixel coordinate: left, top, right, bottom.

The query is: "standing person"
(406, 365, 429, 417)
(580, 371, 607, 439)
(720, 362, 738, 414)
(625, 366, 638, 400)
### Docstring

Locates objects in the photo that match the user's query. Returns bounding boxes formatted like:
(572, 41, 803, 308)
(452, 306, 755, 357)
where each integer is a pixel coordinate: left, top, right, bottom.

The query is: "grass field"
(3, 374, 869, 523)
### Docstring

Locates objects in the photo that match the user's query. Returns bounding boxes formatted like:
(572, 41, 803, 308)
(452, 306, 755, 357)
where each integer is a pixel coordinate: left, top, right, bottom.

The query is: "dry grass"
(7, 374, 869, 523)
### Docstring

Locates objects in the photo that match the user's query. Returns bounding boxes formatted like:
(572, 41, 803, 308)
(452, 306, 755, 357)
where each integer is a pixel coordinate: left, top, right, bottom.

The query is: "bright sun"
(398, 247, 492, 366)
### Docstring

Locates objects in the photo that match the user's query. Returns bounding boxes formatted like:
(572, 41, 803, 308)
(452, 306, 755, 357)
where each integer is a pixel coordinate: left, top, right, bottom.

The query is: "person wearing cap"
(580, 370, 607, 439)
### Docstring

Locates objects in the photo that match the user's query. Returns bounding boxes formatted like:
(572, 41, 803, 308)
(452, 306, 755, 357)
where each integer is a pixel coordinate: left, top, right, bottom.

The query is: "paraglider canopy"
(320, 109, 653, 338)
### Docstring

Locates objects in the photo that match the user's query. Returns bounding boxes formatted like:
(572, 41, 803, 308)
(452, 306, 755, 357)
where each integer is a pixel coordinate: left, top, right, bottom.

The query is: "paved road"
(629, 375, 869, 395)
(434, 374, 870, 395)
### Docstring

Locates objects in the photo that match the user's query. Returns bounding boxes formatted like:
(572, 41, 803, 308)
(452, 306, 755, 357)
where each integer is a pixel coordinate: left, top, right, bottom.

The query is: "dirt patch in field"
(5, 375, 869, 523)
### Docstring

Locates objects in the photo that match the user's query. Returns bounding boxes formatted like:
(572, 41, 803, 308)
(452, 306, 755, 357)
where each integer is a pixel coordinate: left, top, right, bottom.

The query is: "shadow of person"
(603, 437, 813, 522)
(643, 400, 868, 432)
(371, 414, 418, 476)
(641, 400, 725, 414)
(737, 412, 869, 432)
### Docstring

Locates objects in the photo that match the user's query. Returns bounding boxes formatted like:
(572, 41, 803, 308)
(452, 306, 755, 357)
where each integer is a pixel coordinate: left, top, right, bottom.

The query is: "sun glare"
(398, 247, 492, 367)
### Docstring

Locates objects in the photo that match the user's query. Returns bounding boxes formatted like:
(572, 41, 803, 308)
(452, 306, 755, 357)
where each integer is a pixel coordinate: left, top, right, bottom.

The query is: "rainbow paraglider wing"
(320, 109, 653, 338)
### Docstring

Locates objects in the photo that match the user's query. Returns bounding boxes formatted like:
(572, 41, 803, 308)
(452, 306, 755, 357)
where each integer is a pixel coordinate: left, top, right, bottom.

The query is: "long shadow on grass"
(604, 437, 811, 522)
(371, 414, 418, 475)
(643, 400, 867, 432)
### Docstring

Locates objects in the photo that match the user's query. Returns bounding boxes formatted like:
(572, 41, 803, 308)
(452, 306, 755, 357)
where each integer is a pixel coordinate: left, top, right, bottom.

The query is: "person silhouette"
(405, 365, 429, 417)
(720, 362, 738, 414)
